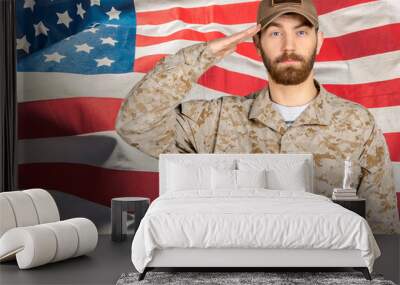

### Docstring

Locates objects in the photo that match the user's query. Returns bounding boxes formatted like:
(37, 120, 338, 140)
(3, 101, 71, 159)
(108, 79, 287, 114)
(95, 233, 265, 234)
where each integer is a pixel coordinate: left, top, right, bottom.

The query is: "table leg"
(111, 201, 125, 242)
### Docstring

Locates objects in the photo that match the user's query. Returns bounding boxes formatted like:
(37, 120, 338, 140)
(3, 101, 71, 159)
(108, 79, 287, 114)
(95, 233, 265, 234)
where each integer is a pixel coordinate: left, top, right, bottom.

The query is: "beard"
(261, 45, 317, 85)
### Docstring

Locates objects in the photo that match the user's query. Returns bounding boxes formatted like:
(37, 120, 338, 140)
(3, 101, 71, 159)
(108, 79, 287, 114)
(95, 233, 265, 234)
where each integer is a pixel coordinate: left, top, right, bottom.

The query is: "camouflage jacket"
(116, 42, 400, 234)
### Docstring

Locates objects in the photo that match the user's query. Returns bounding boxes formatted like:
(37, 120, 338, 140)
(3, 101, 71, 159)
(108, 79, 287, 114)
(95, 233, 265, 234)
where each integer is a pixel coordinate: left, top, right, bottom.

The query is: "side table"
(111, 197, 150, 242)
(332, 198, 366, 218)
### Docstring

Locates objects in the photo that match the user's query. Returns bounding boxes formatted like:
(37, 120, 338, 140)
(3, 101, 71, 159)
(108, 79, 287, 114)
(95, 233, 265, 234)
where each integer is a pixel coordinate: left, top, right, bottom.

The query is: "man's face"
(256, 13, 323, 85)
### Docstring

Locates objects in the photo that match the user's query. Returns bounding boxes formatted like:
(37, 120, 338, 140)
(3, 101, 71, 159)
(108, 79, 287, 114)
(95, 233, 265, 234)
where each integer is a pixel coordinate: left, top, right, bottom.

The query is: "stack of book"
(332, 188, 358, 200)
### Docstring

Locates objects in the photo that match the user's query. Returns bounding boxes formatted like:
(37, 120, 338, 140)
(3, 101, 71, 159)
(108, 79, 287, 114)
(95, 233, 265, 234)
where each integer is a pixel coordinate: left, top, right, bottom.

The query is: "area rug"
(116, 271, 396, 285)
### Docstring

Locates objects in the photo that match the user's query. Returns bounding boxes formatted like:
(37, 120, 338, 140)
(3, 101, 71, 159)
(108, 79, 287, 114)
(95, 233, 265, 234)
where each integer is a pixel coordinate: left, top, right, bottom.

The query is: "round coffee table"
(111, 197, 150, 242)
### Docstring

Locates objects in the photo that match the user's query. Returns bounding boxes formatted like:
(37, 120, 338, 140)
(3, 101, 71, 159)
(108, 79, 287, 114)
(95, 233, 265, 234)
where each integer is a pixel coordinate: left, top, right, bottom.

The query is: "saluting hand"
(207, 24, 261, 58)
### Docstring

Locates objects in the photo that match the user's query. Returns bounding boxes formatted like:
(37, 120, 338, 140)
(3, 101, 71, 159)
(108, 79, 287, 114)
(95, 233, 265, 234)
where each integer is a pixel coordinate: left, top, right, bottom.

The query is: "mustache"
(275, 53, 305, 63)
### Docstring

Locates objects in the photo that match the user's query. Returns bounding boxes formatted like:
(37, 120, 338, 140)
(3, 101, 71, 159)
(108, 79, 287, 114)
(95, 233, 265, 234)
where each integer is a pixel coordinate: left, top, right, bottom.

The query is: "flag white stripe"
(319, 0, 400, 38)
(17, 72, 139, 102)
(136, 22, 255, 42)
(314, 50, 400, 84)
(369, 106, 400, 134)
(18, 130, 159, 172)
(17, 72, 229, 102)
(134, 0, 258, 13)
(135, 0, 400, 39)
(18, 131, 400, 184)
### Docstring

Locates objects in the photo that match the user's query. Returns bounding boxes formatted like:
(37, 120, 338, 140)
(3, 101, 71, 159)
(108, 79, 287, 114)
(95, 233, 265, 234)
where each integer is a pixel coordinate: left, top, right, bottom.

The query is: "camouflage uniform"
(116, 42, 400, 234)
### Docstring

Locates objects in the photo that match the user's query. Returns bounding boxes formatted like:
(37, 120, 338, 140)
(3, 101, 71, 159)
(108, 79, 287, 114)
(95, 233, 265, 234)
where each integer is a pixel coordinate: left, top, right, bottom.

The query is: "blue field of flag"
(16, 0, 136, 74)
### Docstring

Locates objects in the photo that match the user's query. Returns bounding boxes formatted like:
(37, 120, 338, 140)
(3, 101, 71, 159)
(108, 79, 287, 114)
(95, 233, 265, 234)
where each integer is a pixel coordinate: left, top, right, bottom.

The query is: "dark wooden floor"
(1, 235, 398, 285)
(0, 235, 133, 285)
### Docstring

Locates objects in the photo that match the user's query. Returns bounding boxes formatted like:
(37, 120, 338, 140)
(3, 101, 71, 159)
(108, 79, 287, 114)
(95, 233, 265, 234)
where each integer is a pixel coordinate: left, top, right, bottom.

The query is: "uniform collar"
(248, 79, 333, 134)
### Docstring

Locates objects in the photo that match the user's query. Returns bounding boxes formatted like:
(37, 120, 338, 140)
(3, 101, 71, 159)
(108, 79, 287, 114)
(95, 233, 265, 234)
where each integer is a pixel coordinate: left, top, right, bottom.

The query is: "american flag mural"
(16, 0, 400, 214)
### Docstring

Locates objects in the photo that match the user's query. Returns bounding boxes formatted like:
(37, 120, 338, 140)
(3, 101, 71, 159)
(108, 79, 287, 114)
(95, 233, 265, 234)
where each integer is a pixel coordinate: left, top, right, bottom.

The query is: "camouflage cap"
(257, 0, 319, 31)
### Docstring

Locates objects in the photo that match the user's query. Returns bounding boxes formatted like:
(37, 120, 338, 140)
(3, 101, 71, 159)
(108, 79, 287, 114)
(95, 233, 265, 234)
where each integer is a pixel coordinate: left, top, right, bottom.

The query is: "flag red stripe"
(135, 31, 225, 47)
(197, 65, 266, 96)
(18, 162, 400, 215)
(136, 0, 376, 25)
(317, 24, 400, 61)
(136, 23, 400, 62)
(137, 2, 259, 25)
(134, 54, 167, 73)
(18, 163, 159, 207)
(312, 0, 377, 15)
(18, 97, 122, 139)
(384, 133, 400, 162)
(324, 78, 400, 109)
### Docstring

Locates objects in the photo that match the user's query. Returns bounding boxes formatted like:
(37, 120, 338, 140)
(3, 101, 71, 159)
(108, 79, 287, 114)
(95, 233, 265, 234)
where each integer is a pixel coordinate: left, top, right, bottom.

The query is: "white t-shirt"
(271, 101, 310, 127)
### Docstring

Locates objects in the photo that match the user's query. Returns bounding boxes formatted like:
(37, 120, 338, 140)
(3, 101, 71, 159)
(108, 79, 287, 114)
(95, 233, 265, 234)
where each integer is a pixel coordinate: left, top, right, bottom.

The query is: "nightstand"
(332, 198, 366, 218)
(111, 197, 150, 242)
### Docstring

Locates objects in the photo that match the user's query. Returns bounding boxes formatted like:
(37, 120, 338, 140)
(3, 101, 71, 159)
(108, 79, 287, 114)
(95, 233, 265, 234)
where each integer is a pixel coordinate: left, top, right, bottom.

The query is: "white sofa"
(0, 188, 98, 269)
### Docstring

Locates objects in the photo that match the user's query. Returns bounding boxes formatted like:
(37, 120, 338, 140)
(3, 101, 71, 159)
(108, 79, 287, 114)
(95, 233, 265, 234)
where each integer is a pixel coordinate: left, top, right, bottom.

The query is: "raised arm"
(115, 25, 260, 158)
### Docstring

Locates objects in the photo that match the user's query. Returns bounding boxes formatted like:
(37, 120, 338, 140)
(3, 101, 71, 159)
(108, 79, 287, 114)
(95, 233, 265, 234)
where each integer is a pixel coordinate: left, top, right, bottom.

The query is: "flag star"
(75, 43, 94, 53)
(105, 24, 119, 28)
(76, 3, 86, 19)
(90, 0, 100, 6)
(84, 27, 98, 34)
(95, 57, 114, 67)
(44, 52, 66, 63)
(23, 0, 35, 12)
(16, 35, 31, 53)
(34, 21, 50, 36)
(100, 37, 118, 46)
(56, 11, 73, 28)
(106, 7, 121, 20)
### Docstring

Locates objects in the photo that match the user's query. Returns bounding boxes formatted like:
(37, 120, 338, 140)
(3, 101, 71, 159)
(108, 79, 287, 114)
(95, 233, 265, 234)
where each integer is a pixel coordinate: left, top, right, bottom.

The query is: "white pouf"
(1, 191, 40, 227)
(24, 188, 60, 223)
(0, 189, 98, 269)
(0, 196, 17, 237)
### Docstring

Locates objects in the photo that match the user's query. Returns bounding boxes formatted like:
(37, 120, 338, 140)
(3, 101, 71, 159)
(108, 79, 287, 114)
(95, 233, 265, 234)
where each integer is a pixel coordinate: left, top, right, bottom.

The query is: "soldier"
(115, 0, 400, 234)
